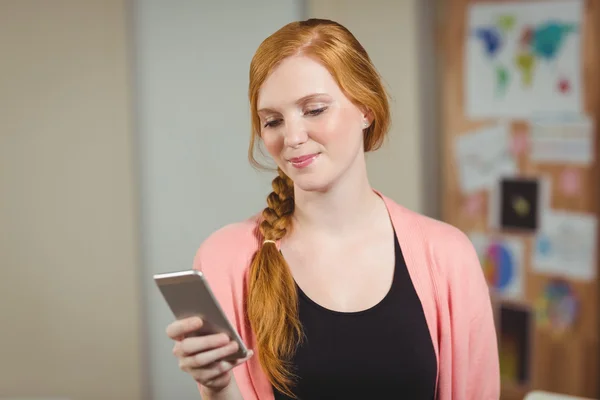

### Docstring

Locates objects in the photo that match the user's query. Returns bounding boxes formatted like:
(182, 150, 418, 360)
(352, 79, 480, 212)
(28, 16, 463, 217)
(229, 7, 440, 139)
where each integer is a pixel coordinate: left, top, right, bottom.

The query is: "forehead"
(257, 55, 344, 110)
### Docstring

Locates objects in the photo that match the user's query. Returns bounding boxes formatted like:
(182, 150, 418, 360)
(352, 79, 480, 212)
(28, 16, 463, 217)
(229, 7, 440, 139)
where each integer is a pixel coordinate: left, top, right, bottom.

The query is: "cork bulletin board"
(437, 0, 599, 399)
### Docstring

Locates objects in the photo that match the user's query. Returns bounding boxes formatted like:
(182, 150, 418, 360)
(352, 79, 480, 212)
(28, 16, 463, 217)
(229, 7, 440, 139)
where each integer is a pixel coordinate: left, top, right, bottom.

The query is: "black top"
(273, 231, 437, 400)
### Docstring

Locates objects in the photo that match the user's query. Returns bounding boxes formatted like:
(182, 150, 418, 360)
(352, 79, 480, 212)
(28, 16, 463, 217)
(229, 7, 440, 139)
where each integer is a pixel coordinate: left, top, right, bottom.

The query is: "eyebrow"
(257, 92, 330, 115)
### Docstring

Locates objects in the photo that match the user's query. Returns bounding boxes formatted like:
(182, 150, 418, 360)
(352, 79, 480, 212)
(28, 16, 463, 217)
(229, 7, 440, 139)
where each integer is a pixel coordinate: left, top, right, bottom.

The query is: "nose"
(283, 118, 308, 148)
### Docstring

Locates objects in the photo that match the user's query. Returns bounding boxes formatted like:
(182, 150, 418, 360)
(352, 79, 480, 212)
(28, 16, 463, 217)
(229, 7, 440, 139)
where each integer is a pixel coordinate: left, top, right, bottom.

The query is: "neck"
(291, 156, 381, 236)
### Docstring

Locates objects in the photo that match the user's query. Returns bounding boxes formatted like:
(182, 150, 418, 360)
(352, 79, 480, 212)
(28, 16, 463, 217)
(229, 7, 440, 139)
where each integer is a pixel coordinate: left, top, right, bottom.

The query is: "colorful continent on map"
(472, 14, 515, 96)
(472, 15, 577, 97)
(516, 21, 577, 88)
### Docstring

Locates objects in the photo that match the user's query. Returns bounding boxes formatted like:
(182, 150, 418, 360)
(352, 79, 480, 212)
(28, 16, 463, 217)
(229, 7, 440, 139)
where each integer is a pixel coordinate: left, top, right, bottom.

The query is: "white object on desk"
(525, 390, 596, 400)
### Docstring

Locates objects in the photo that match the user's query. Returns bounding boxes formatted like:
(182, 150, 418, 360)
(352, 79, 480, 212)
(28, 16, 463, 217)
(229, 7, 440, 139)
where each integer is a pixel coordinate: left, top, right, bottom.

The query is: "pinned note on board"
(559, 167, 582, 196)
(530, 113, 594, 165)
(533, 210, 597, 281)
(455, 123, 517, 194)
(463, 192, 485, 217)
(510, 126, 530, 157)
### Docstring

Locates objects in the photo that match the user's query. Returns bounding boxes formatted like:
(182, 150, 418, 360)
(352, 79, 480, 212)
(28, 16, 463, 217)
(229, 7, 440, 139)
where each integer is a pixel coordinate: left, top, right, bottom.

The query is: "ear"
(360, 107, 374, 128)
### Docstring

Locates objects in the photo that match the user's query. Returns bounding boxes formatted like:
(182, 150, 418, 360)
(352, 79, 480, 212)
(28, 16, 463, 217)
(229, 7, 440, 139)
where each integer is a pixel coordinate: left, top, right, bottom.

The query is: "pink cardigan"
(193, 192, 500, 399)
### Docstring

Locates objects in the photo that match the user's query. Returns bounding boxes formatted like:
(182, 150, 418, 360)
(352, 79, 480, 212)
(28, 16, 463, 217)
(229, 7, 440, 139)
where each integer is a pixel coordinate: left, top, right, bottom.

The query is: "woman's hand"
(166, 316, 253, 392)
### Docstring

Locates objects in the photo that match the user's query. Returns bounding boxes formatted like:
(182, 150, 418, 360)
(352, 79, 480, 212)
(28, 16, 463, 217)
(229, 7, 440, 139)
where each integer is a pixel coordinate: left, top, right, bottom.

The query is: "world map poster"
(464, 0, 583, 119)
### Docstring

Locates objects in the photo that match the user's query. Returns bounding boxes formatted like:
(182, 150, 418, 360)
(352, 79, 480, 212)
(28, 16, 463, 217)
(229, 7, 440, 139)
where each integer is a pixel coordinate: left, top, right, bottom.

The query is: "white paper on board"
(530, 114, 595, 165)
(533, 210, 598, 281)
(455, 123, 517, 194)
(469, 232, 525, 300)
(464, 0, 584, 118)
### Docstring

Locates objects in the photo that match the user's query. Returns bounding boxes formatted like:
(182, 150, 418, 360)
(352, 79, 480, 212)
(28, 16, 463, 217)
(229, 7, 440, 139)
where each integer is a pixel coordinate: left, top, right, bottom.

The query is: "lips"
(287, 153, 320, 169)
(289, 153, 319, 163)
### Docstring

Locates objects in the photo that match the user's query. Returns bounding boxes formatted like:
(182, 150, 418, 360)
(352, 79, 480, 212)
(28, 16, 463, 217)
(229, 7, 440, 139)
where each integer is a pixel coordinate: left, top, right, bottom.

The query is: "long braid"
(247, 168, 303, 398)
(261, 168, 294, 242)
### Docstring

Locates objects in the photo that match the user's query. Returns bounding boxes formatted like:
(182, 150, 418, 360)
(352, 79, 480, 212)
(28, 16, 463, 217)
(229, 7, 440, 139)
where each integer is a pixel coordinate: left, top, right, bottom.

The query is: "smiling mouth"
(288, 153, 320, 169)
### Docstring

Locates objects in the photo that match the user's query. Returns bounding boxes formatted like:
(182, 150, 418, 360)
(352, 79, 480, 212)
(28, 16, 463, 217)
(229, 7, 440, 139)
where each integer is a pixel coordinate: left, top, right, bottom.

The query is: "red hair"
(246, 19, 391, 397)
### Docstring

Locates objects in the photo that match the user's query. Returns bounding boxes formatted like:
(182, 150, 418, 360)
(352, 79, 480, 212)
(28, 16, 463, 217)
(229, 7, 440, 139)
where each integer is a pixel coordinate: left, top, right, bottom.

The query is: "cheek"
(261, 131, 284, 158)
(310, 107, 362, 148)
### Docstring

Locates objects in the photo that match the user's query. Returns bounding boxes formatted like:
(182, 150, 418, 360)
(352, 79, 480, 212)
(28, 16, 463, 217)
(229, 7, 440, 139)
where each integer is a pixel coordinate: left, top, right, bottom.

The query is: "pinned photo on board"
(498, 303, 532, 386)
(534, 279, 580, 337)
(469, 232, 525, 300)
(490, 177, 550, 232)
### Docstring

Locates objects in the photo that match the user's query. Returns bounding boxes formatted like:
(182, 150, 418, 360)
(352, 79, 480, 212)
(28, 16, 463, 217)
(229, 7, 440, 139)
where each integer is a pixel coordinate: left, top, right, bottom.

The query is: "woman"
(167, 18, 499, 400)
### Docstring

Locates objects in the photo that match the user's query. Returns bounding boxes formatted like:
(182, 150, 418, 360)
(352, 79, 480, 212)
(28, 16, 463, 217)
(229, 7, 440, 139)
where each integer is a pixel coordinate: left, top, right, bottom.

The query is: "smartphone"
(153, 269, 249, 360)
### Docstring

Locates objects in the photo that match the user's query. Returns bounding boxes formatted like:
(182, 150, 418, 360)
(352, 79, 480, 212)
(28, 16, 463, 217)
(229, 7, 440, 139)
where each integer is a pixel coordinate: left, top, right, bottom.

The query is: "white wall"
(0, 1, 142, 399)
(132, 1, 303, 399)
(307, 0, 440, 217)
(0, 1, 437, 399)
(417, 0, 442, 219)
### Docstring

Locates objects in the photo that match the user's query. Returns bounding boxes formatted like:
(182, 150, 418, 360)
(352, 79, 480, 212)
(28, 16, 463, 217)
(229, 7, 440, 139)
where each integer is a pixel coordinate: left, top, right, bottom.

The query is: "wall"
(0, 1, 142, 399)
(307, 0, 440, 217)
(0, 1, 439, 399)
(132, 1, 303, 399)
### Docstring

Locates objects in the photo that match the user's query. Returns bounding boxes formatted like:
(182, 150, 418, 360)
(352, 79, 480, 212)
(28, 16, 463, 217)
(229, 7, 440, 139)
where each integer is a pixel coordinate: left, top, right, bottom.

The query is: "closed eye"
(263, 106, 328, 129)
(306, 106, 327, 116)
(264, 119, 282, 128)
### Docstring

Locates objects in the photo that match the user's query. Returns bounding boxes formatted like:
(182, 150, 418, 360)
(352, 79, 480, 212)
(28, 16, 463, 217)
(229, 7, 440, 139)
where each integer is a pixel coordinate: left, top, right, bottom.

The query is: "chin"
(287, 172, 333, 193)
(279, 156, 337, 193)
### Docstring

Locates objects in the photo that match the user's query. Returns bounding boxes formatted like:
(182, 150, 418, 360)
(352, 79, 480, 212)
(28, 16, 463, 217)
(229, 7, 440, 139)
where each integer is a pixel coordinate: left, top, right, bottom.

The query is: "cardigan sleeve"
(463, 238, 501, 399)
(189, 220, 266, 400)
(189, 224, 251, 397)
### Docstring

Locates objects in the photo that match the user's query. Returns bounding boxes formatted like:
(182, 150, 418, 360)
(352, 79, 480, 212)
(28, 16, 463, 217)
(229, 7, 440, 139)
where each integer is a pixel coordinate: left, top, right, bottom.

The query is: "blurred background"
(0, 1, 597, 400)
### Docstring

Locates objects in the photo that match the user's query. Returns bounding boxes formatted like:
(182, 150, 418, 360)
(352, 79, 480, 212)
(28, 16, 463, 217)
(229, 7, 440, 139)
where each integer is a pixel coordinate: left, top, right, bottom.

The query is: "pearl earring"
(363, 121, 369, 128)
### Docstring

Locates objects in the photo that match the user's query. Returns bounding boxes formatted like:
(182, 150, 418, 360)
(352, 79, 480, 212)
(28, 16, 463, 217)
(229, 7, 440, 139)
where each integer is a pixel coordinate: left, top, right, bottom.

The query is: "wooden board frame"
(436, 1, 600, 399)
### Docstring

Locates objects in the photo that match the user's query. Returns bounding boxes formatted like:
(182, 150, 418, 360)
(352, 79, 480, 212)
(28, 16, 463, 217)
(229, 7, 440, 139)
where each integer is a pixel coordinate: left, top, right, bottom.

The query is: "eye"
(264, 119, 282, 128)
(306, 106, 328, 116)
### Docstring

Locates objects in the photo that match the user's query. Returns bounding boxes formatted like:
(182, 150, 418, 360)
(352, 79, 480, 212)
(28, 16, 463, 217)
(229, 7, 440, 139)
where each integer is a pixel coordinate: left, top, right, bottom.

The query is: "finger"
(180, 345, 253, 372)
(172, 340, 189, 358)
(203, 369, 232, 389)
(166, 317, 203, 340)
(192, 340, 241, 367)
(178, 333, 230, 357)
(183, 359, 232, 381)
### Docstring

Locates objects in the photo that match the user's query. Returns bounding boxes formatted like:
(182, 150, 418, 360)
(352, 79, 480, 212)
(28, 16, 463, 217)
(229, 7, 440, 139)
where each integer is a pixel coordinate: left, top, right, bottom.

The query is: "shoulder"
(192, 213, 262, 278)
(384, 194, 493, 325)
(382, 194, 482, 285)
(383, 194, 475, 255)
